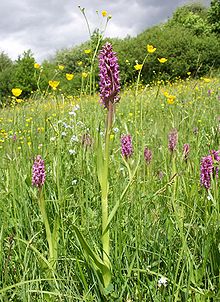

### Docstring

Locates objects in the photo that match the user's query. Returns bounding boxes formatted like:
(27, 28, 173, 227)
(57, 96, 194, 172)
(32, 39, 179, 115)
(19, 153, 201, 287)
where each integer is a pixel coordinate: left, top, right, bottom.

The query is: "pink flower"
(32, 155, 46, 188)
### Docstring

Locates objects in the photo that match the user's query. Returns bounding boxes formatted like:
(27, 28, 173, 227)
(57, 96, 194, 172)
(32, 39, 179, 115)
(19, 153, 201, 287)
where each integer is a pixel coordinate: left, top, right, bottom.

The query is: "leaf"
(72, 224, 111, 278)
(51, 216, 60, 261)
(102, 156, 140, 236)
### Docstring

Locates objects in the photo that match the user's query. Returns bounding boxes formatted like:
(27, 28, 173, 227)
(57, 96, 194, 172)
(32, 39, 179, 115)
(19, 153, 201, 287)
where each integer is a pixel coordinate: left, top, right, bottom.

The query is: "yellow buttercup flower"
(134, 64, 143, 71)
(147, 44, 156, 53)
(167, 96, 175, 105)
(58, 65, 65, 70)
(12, 88, 22, 97)
(34, 63, 40, 69)
(203, 78, 211, 83)
(49, 80, 60, 90)
(66, 73, 74, 81)
(16, 99, 23, 103)
(102, 10, 107, 17)
(84, 49, 91, 54)
(82, 72, 88, 78)
(158, 58, 168, 63)
(163, 91, 169, 98)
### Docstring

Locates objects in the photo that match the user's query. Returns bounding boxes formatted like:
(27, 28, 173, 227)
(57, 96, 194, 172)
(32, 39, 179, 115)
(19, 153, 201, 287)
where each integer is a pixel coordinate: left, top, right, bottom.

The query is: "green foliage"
(0, 52, 14, 104)
(0, 52, 13, 72)
(167, 3, 211, 34)
(11, 50, 37, 97)
(0, 3, 219, 105)
(208, 0, 220, 34)
(0, 77, 220, 300)
(106, 24, 220, 85)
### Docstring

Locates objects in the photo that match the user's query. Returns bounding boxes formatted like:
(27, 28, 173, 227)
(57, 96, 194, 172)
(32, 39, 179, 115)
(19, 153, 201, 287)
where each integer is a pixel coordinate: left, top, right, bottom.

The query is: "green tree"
(167, 3, 211, 35)
(11, 50, 37, 97)
(0, 52, 14, 105)
(0, 52, 13, 72)
(208, 0, 220, 34)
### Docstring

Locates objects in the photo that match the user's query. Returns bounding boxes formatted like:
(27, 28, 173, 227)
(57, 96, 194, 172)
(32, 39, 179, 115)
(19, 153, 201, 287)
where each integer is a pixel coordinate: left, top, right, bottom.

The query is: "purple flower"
(13, 134, 17, 142)
(183, 143, 190, 161)
(98, 42, 120, 109)
(211, 150, 220, 177)
(168, 129, 178, 152)
(32, 155, 46, 188)
(144, 147, 152, 164)
(121, 134, 133, 158)
(200, 150, 220, 189)
(211, 150, 220, 162)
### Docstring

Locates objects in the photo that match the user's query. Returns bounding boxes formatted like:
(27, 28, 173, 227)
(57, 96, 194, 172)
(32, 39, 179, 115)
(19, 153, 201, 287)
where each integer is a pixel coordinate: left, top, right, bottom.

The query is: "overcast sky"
(0, 0, 210, 62)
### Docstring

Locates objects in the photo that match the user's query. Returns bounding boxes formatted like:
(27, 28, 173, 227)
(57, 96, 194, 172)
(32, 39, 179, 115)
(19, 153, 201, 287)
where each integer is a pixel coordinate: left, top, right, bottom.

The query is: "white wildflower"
(69, 104, 80, 115)
(69, 149, 76, 155)
(70, 135, 78, 143)
(113, 127, 119, 133)
(158, 276, 168, 288)
(72, 179, 77, 185)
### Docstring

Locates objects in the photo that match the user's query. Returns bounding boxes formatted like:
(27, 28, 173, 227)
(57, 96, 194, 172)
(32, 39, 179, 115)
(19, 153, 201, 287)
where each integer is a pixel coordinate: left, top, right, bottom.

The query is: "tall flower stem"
(101, 102, 115, 287)
(38, 188, 56, 268)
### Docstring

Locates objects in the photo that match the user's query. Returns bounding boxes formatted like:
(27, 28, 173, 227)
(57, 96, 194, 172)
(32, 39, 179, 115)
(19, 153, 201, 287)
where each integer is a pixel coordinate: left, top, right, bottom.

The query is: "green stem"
(38, 189, 55, 268)
(101, 103, 114, 287)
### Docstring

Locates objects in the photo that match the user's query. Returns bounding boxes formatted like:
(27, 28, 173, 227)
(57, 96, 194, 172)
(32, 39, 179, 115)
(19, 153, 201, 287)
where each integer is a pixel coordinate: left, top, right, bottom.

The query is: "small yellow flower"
(12, 88, 22, 97)
(102, 10, 107, 17)
(203, 78, 211, 83)
(84, 49, 91, 54)
(49, 80, 60, 90)
(163, 91, 169, 98)
(167, 94, 176, 105)
(16, 99, 23, 103)
(82, 72, 88, 78)
(134, 64, 143, 71)
(167, 97, 175, 105)
(158, 58, 168, 63)
(187, 71, 191, 75)
(34, 63, 40, 69)
(58, 65, 65, 70)
(147, 44, 156, 53)
(77, 61, 83, 66)
(66, 73, 74, 81)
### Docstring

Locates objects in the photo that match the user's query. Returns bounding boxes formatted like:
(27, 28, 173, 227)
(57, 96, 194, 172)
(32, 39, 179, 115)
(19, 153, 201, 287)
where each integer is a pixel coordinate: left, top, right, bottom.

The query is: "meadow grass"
(0, 77, 220, 301)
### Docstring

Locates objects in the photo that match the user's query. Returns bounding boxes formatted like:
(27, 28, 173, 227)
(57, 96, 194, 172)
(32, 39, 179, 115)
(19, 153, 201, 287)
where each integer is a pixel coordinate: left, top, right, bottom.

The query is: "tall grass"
(0, 76, 220, 301)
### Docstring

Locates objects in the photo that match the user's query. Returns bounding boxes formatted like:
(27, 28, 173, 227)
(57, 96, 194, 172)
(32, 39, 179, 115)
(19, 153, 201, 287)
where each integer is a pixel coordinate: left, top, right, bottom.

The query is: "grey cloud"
(0, 0, 211, 61)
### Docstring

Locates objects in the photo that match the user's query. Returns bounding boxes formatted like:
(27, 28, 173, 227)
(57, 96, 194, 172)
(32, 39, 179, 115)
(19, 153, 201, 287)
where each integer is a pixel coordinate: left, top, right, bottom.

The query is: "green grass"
(0, 77, 220, 301)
